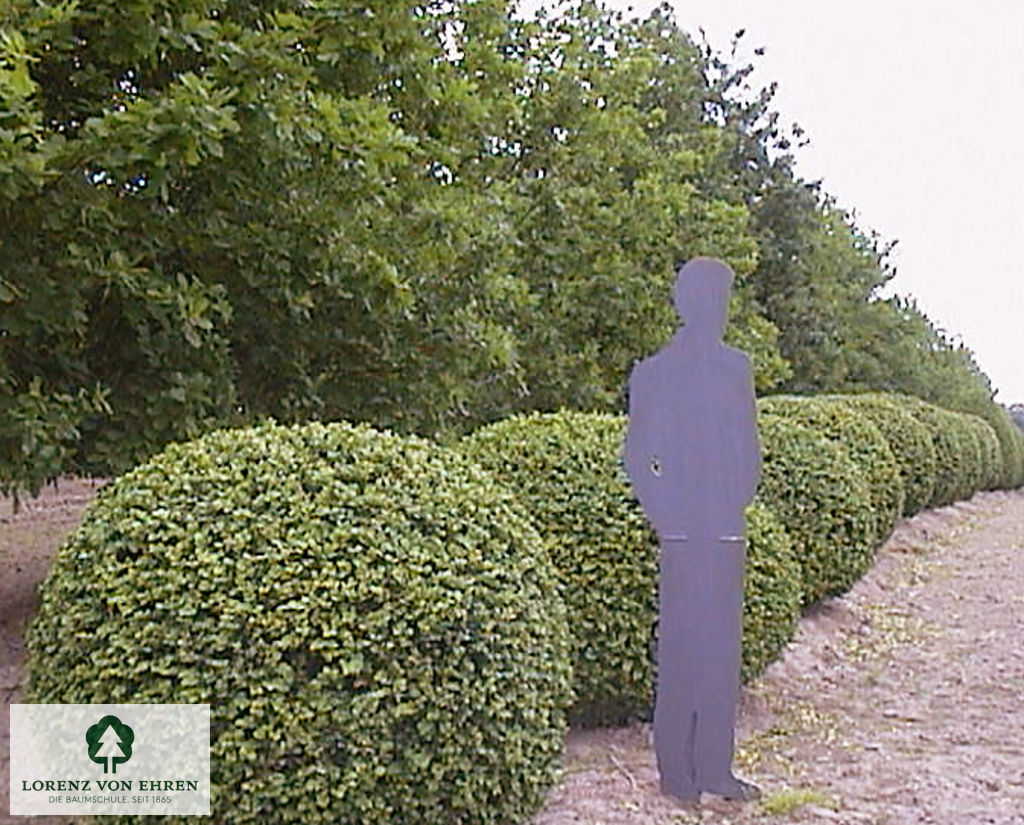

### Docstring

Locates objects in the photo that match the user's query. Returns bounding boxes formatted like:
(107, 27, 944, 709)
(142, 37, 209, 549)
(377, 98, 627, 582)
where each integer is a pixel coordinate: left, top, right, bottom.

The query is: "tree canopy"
(0, 0, 1006, 497)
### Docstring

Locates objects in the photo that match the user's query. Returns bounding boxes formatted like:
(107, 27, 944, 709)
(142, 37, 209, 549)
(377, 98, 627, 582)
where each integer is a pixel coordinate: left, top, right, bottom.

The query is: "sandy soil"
(3, 483, 1023, 824)
(1, 479, 103, 825)
(534, 490, 1024, 824)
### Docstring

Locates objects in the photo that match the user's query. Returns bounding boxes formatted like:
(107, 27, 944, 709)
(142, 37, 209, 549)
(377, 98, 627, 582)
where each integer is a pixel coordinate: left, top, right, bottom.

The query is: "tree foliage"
(0, 0, 1012, 494)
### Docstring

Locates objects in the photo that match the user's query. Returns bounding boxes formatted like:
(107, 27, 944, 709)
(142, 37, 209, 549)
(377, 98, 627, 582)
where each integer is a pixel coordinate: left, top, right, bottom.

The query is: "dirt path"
(1, 479, 101, 825)
(535, 489, 1024, 824)
(3, 485, 1024, 824)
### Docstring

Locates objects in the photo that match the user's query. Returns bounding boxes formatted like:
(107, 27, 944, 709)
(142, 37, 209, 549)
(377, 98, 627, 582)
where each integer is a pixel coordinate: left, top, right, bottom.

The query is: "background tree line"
(0, 0, 1008, 498)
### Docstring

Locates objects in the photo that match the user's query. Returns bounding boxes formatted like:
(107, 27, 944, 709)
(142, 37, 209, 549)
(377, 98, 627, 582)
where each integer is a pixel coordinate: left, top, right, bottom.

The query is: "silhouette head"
(673, 258, 734, 341)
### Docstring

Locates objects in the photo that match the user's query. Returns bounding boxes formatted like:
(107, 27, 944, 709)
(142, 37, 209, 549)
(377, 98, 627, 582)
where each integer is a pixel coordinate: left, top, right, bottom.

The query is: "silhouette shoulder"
(630, 347, 672, 380)
(723, 345, 752, 371)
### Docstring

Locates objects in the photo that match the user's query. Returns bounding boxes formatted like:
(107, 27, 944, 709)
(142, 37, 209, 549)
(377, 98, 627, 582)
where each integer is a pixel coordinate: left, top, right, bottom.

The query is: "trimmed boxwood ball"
(958, 414, 1000, 493)
(759, 396, 904, 544)
(983, 405, 1024, 489)
(931, 407, 978, 503)
(741, 501, 801, 683)
(979, 404, 1024, 489)
(951, 412, 986, 498)
(1012, 427, 1024, 489)
(463, 411, 808, 725)
(1009, 424, 1024, 489)
(756, 412, 875, 604)
(836, 394, 937, 517)
(462, 411, 658, 727)
(1017, 431, 1024, 489)
(893, 395, 967, 507)
(26, 421, 572, 825)
(976, 417, 1003, 490)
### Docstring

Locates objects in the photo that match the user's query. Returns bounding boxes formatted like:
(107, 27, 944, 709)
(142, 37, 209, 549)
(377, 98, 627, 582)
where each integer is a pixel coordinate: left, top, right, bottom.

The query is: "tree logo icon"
(86, 715, 134, 774)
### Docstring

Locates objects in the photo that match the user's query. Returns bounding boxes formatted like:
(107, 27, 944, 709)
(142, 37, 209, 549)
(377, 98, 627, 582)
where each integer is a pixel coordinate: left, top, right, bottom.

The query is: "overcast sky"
(519, 1, 1024, 406)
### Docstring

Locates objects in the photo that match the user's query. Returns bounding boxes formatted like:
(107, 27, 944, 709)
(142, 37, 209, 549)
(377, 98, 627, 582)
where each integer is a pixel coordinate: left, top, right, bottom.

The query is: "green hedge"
(836, 394, 937, 517)
(27, 421, 572, 825)
(960, 413, 999, 496)
(941, 410, 983, 504)
(741, 500, 802, 682)
(894, 396, 1024, 500)
(755, 412, 875, 604)
(962, 414, 1001, 492)
(1011, 427, 1024, 488)
(949, 413, 983, 499)
(1012, 426, 1024, 488)
(458, 394, 1005, 729)
(462, 411, 802, 724)
(977, 404, 1024, 489)
(462, 412, 656, 726)
(979, 419, 1004, 489)
(759, 396, 903, 544)
(892, 396, 969, 507)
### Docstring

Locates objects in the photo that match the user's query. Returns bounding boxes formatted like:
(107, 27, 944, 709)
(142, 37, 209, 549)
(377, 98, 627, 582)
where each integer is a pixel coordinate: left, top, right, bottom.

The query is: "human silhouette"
(624, 258, 761, 802)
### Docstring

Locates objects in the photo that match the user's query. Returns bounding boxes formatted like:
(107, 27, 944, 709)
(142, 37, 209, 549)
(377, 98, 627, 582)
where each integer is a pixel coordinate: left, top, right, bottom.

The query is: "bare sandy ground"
(3, 483, 1024, 824)
(1, 479, 102, 825)
(534, 489, 1024, 824)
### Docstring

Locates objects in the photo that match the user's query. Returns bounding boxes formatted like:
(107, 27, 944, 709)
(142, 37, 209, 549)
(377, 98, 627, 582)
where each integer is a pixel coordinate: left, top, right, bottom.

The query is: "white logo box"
(10, 704, 210, 816)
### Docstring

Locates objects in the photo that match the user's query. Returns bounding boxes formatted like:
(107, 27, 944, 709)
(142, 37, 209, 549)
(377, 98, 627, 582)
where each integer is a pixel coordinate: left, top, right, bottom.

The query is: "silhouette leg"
(654, 541, 699, 800)
(696, 540, 759, 800)
(655, 538, 759, 803)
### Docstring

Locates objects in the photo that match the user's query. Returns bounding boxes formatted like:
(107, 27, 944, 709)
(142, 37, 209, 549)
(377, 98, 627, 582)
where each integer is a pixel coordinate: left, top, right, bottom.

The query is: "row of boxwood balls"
(26, 393, 1024, 824)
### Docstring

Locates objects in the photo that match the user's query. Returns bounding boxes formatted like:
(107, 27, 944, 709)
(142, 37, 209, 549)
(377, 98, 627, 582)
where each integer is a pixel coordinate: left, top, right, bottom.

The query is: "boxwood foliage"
(759, 396, 904, 544)
(954, 415, 984, 496)
(962, 414, 1001, 492)
(26, 421, 572, 825)
(893, 395, 969, 507)
(977, 404, 1024, 489)
(1008, 424, 1024, 489)
(741, 500, 802, 683)
(461, 412, 658, 727)
(952, 413, 994, 500)
(461, 411, 803, 725)
(756, 412, 875, 604)
(1016, 431, 1024, 489)
(835, 394, 937, 517)
(977, 417, 1004, 490)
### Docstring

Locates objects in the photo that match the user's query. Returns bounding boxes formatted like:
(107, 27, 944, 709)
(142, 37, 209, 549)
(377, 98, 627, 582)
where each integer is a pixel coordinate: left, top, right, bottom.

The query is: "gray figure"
(624, 258, 761, 802)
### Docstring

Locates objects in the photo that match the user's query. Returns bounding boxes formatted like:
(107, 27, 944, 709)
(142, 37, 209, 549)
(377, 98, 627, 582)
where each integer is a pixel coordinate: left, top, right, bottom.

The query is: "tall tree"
(1, 0, 533, 492)
(2, 0, 1011, 497)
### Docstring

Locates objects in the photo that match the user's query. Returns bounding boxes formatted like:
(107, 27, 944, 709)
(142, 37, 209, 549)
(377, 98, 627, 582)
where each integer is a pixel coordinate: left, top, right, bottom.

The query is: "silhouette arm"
(740, 362, 761, 504)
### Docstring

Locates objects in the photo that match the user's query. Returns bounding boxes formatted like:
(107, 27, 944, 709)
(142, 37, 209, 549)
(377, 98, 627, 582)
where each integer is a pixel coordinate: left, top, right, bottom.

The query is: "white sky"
(518, 0, 1024, 406)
